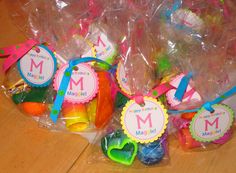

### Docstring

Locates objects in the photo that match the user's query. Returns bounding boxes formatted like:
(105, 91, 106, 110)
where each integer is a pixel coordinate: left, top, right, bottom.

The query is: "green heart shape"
(102, 130, 138, 166)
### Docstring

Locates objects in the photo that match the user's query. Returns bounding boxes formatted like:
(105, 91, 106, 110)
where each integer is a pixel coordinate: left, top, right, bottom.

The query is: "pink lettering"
(136, 113, 153, 129)
(205, 117, 219, 131)
(95, 36, 106, 47)
(69, 77, 84, 90)
(30, 59, 43, 74)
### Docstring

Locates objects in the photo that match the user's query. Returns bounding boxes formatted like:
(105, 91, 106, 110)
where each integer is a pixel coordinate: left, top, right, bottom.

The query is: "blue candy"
(137, 140, 165, 165)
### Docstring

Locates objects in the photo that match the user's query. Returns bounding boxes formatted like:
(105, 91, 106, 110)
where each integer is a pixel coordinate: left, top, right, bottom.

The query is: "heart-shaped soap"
(101, 130, 138, 166)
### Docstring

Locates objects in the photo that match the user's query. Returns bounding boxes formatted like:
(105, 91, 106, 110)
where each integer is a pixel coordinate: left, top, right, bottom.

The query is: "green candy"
(115, 92, 129, 108)
(12, 87, 49, 104)
(157, 54, 172, 74)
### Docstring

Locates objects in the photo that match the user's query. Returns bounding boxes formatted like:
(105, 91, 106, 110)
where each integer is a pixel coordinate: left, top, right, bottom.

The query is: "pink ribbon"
(112, 80, 174, 105)
(0, 39, 39, 72)
(171, 116, 190, 129)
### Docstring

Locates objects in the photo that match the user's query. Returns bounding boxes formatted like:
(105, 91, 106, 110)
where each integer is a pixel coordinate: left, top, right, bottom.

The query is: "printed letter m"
(30, 59, 43, 74)
(205, 117, 219, 131)
(136, 113, 153, 129)
(69, 77, 84, 90)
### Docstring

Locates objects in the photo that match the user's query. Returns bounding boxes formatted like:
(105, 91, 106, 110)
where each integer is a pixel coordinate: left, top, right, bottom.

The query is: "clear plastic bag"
(1, 43, 57, 118)
(89, 109, 169, 167)
(2, 0, 116, 139)
(39, 68, 115, 133)
(82, 1, 173, 167)
(171, 112, 234, 151)
(2, 0, 236, 166)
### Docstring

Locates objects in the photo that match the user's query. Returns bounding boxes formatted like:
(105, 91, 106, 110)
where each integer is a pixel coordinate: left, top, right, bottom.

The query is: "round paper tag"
(190, 104, 234, 142)
(121, 97, 168, 143)
(171, 9, 204, 32)
(54, 63, 98, 104)
(93, 31, 116, 64)
(17, 45, 57, 87)
(166, 73, 201, 107)
(116, 62, 132, 95)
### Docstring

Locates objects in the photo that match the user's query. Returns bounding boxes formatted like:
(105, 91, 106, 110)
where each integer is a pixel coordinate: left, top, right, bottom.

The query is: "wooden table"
(0, 1, 236, 172)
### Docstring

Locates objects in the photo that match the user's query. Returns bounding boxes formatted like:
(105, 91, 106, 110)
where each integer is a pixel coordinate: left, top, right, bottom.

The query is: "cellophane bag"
(2, 0, 236, 165)
(152, 0, 236, 101)
(1, 43, 57, 120)
(2, 0, 119, 142)
(87, 1, 178, 167)
(151, 0, 236, 151)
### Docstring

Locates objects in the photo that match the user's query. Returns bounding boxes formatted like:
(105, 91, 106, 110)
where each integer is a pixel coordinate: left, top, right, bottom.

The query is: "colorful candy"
(181, 112, 196, 120)
(62, 103, 89, 132)
(137, 140, 165, 165)
(114, 92, 129, 109)
(213, 129, 233, 145)
(101, 130, 138, 166)
(95, 71, 114, 128)
(12, 87, 49, 116)
(2, 0, 236, 168)
(20, 102, 48, 116)
(178, 128, 201, 149)
(3, 65, 28, 95)
(86, 98, 97, 123)
(12, 87, 49, 104)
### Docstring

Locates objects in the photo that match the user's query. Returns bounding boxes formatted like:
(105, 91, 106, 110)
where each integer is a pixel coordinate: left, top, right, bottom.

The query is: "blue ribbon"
(165, 0, 182, 19)
(108, 64, 117, 75)
(168, 86, 236, 114)
(174, 72, 193, 101)
(50, 57, 112, 123)
(164, 0, 202, 42)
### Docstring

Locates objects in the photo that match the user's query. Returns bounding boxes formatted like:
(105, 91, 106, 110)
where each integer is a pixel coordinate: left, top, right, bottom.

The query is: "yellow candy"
(86, 98, 97, 123)
(62, 103, 89, 132)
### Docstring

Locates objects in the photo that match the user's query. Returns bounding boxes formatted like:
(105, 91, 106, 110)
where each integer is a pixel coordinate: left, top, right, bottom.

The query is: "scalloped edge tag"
(116, 61, 132, 95)
(53, 63, 98, 104)
(93, 31, 117, 64)
(190, 104, 234, 142)
(171, 9, 204, 33)
(17, 45, 57, 87)
(121, 97, 168, 143)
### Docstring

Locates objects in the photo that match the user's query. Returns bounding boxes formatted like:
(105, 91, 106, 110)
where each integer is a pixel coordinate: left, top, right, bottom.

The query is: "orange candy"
(20, 102, 48, 116)
(181, 112, 196, 120)
(178, 128, 201, 149)
(95, 71, 113, 128)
